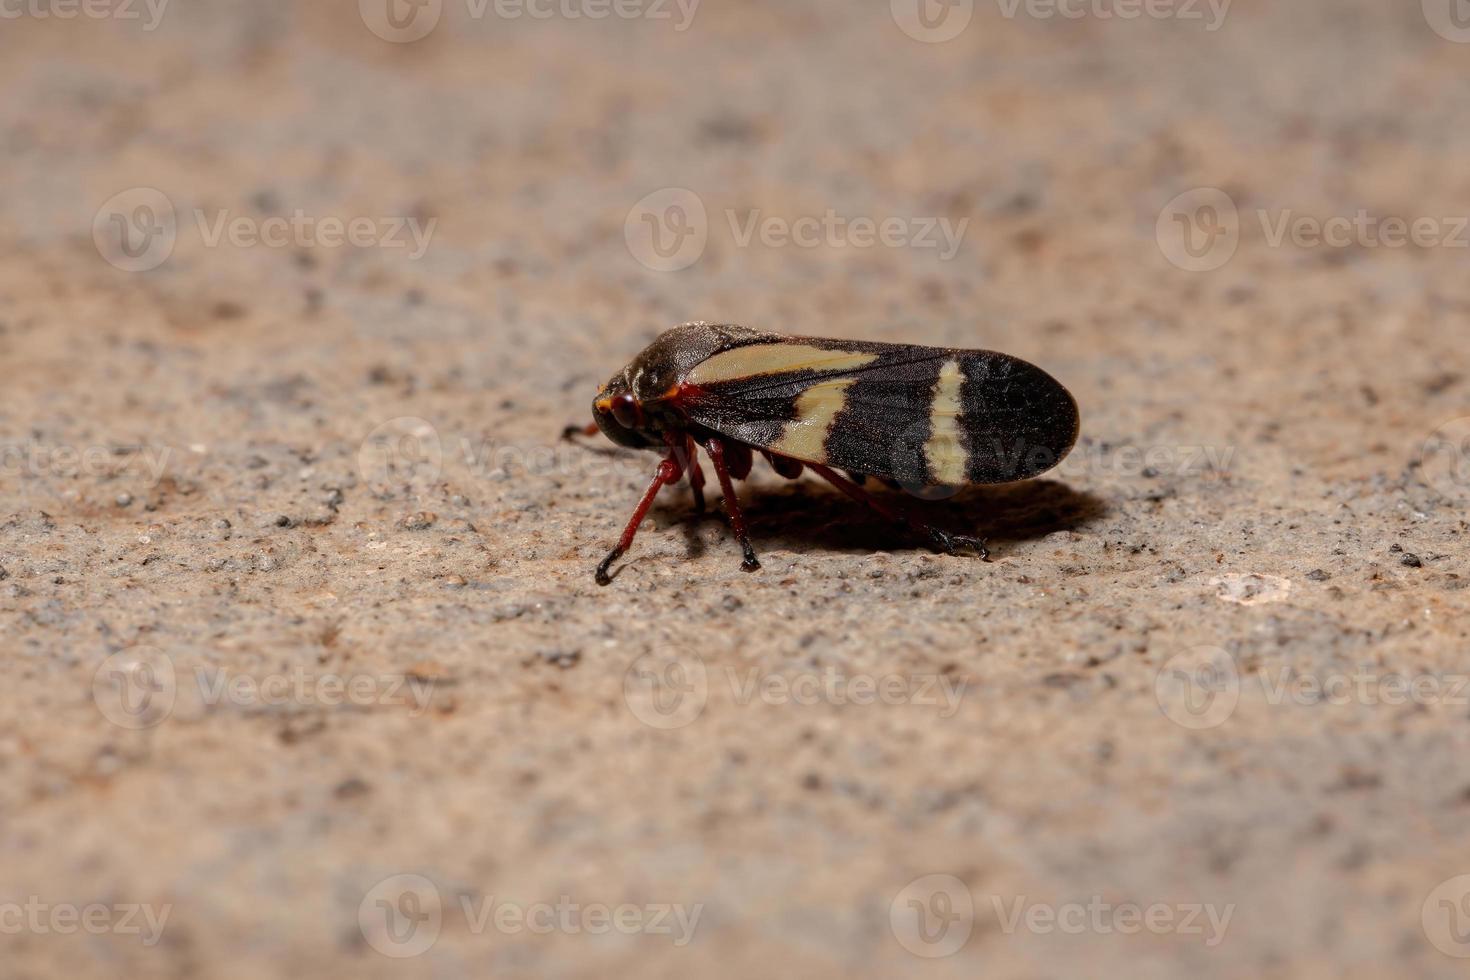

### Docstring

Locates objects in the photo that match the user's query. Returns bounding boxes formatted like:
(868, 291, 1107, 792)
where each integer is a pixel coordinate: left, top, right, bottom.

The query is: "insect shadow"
(653, 477, 1107, 561)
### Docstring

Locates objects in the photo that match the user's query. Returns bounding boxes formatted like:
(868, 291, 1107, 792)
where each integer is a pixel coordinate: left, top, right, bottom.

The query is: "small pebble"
(405, 661, 448, 680)
(115, 492, 133, 507)
(334, 778, 371, 800)
(539, 648, 580, 669)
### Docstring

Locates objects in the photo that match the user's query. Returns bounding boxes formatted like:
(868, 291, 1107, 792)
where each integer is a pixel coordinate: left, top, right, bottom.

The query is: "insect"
(567, 322, 1079, 585)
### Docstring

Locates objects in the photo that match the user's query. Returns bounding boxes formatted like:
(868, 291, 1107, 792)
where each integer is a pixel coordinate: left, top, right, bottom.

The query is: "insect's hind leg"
(704, 438, 760, 573)
(596, 454, 683, 585)
(806, 464, 989, 560)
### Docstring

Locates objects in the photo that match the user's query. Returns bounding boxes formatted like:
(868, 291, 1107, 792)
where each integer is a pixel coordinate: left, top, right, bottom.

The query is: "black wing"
(679, 337, 1079, 488)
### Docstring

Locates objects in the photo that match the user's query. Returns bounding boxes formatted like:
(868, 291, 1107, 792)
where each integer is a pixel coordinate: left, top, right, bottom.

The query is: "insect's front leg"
(684, 435, 707, 515)
(561, 421, 599, 441)
(596, 452, 684, 586)
(704, 437, 760, 573)
(807, 463, 989, 561)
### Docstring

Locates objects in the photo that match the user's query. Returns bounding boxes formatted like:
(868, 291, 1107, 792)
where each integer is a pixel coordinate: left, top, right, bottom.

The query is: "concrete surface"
(2, 0, 1470, 976)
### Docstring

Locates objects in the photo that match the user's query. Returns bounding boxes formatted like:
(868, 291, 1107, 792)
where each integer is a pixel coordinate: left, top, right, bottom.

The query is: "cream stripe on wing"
(768, 377, 858, 463)
(687, 344, 878, 385)
(924, 359, 968, 485)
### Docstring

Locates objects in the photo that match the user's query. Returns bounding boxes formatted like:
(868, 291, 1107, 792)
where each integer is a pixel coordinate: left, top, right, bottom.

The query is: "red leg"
(807, 463, 988, 559)
(762, 450, 804, 480)
(685, 435, 707, 514)
(596, 454, 683, 585)
(723, 441, 753, 480)
(562, 421, 600, 441)
(706, 438, 760, 573)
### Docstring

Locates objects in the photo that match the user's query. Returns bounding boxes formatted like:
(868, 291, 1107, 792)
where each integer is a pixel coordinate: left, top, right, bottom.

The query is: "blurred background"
(4, 0, 1470, 977)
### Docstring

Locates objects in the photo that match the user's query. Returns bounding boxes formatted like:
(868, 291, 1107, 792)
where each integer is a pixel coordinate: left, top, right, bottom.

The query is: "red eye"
(610, 393, 642, 429)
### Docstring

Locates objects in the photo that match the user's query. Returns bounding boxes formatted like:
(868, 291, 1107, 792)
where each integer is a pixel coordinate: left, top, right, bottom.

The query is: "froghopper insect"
(568, 322, 1079, 585)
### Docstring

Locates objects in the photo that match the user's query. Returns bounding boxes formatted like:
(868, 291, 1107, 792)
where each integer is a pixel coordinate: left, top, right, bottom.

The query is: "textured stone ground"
(3, 0, 1470, 977)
